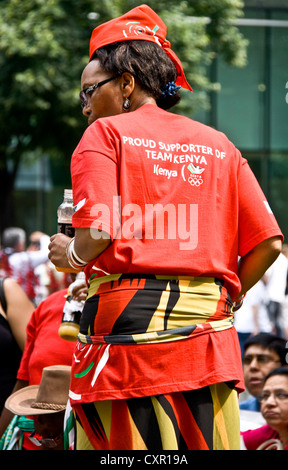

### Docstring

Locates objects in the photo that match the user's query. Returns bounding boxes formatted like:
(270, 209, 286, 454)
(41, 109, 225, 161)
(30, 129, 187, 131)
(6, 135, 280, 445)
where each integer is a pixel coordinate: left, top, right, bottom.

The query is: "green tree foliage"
(0, 0, 248, 230)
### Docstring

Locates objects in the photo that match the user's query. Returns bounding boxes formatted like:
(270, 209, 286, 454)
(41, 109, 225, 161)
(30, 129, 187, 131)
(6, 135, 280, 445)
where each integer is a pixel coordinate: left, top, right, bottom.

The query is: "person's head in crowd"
(282, 243, 288, 257)
(242, 333, 287, 398)
(1, 227, 26, 253)
(27, 231, 43, 251)
(5, 365, 71, 450)
(259, 366, 288, 447)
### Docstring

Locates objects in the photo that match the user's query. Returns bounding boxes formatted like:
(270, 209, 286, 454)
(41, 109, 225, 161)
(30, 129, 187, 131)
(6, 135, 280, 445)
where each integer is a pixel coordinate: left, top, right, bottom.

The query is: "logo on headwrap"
(123, 22, 162, 46)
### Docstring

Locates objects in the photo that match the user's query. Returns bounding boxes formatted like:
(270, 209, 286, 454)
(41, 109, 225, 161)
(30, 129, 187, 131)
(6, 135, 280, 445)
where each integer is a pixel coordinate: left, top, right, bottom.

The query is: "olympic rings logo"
(188, 176, 203, 186)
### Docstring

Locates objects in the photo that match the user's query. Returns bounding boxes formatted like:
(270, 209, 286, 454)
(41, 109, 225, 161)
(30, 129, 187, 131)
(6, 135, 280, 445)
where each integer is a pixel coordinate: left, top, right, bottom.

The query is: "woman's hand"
(48, 233, 71, 270)
(72, 283, 88, 301)
(48, 228, 111, 271)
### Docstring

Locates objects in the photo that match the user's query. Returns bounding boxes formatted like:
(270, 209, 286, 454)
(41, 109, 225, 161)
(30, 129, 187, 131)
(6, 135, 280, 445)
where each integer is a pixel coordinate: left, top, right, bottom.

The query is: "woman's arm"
(4, 279, 34, 351)
(48, 228, 111, 271)
(236, 236, 282, 300)
(0, 379, 28, 438)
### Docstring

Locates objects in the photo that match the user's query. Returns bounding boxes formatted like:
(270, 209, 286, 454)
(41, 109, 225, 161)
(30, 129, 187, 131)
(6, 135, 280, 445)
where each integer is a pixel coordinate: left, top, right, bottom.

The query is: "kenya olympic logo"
(181, 163, 205, 187)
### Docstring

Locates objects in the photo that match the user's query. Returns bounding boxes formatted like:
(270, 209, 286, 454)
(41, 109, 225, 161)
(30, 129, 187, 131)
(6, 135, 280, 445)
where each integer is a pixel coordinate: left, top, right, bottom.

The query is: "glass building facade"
(210, 1, 288, 239)
(13, 0, 288, 239)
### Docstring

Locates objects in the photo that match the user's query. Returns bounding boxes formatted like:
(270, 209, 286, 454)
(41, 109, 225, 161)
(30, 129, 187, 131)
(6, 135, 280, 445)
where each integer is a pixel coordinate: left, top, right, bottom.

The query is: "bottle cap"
(64, 189, 73, 199)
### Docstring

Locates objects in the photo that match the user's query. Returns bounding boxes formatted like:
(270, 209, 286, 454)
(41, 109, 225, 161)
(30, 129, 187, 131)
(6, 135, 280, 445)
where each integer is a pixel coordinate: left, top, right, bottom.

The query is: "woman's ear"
(120, 72, 135, 98)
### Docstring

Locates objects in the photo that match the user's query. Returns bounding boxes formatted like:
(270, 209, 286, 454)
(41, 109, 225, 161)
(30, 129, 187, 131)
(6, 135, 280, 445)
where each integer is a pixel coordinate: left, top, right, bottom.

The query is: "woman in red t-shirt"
(48, 5, 283, 451)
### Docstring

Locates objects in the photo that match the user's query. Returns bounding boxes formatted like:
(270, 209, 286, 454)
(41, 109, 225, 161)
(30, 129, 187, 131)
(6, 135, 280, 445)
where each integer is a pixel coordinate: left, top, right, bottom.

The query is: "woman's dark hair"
(264, 366, 288, 384)
(91, 40, 181, 110)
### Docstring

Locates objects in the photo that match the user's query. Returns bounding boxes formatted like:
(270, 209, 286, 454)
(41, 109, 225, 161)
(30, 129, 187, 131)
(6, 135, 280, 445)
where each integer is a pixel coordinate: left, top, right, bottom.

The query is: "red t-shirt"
(71, 104, 282, 300)
(16, 289, 76, 450)
(242, 425, 288, 450)
(17, 289, 75, 384)
(68, 104, 282, 404)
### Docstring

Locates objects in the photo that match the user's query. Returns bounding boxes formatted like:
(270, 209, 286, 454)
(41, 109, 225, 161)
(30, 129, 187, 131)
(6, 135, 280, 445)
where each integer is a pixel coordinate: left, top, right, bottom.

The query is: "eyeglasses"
(258, 391, 288, 403)
(242, 354, 281, 366)
(80, 76, 118, 109)
(29, 241, 40, 247)
(29, 431, 64, 449)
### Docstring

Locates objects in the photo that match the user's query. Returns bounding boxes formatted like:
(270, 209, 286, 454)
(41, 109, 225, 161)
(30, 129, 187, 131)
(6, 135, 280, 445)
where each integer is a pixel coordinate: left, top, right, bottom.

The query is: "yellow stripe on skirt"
(72, 382, 240, 450)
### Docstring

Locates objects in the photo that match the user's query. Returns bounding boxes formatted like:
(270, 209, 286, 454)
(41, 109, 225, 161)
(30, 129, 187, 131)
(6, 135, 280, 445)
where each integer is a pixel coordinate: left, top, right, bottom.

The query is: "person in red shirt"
(48, 5, 283, 450)
(0, 278, 87, 450)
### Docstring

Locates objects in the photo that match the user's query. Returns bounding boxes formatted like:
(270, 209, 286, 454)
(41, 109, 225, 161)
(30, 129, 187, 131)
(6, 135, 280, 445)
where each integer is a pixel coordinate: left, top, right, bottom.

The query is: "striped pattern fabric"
(72, 382, 240, 450)
(78, 274, 234, 345)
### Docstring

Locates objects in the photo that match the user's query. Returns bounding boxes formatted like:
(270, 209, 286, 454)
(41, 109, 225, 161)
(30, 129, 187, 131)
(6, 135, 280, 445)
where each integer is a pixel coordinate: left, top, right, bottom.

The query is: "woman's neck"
(278, 428, 288, 448)
(129, 86, 156, 112)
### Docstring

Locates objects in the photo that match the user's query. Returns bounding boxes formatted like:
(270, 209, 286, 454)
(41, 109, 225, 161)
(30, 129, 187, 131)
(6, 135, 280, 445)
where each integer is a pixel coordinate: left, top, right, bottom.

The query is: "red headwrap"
(89, 4, 192, 91)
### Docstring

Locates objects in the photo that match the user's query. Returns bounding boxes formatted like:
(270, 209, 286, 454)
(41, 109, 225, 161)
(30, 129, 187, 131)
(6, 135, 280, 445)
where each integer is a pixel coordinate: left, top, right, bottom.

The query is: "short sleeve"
(238, 159, 283, 257)
(71, 121, 120, 240)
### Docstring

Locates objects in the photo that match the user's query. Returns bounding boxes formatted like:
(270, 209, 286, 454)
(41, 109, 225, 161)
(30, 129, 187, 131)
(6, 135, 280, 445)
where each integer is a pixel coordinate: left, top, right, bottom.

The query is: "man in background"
(240, 333, 287, 412)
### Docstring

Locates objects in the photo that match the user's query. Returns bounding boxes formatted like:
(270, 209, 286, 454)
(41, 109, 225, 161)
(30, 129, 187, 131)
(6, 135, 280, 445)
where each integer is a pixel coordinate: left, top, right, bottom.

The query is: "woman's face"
(80, 59, 123, 125)
(260, 374, 288, 433)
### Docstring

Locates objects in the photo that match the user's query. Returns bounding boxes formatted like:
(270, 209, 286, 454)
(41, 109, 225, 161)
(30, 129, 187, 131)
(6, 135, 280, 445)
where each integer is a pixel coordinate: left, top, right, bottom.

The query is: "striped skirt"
(72, 382, 240, 450)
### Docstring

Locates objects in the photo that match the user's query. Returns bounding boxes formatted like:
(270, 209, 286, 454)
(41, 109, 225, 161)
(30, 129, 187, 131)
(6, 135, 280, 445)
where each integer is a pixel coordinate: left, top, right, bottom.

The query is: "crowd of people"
(1, 5, 287, 451)
(234, 245, 288, 353)
(0, 246, 86, 450)
(1, 227, 287, 450)
(240, 334, 288, 449)
(0, 227, 71, 306)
